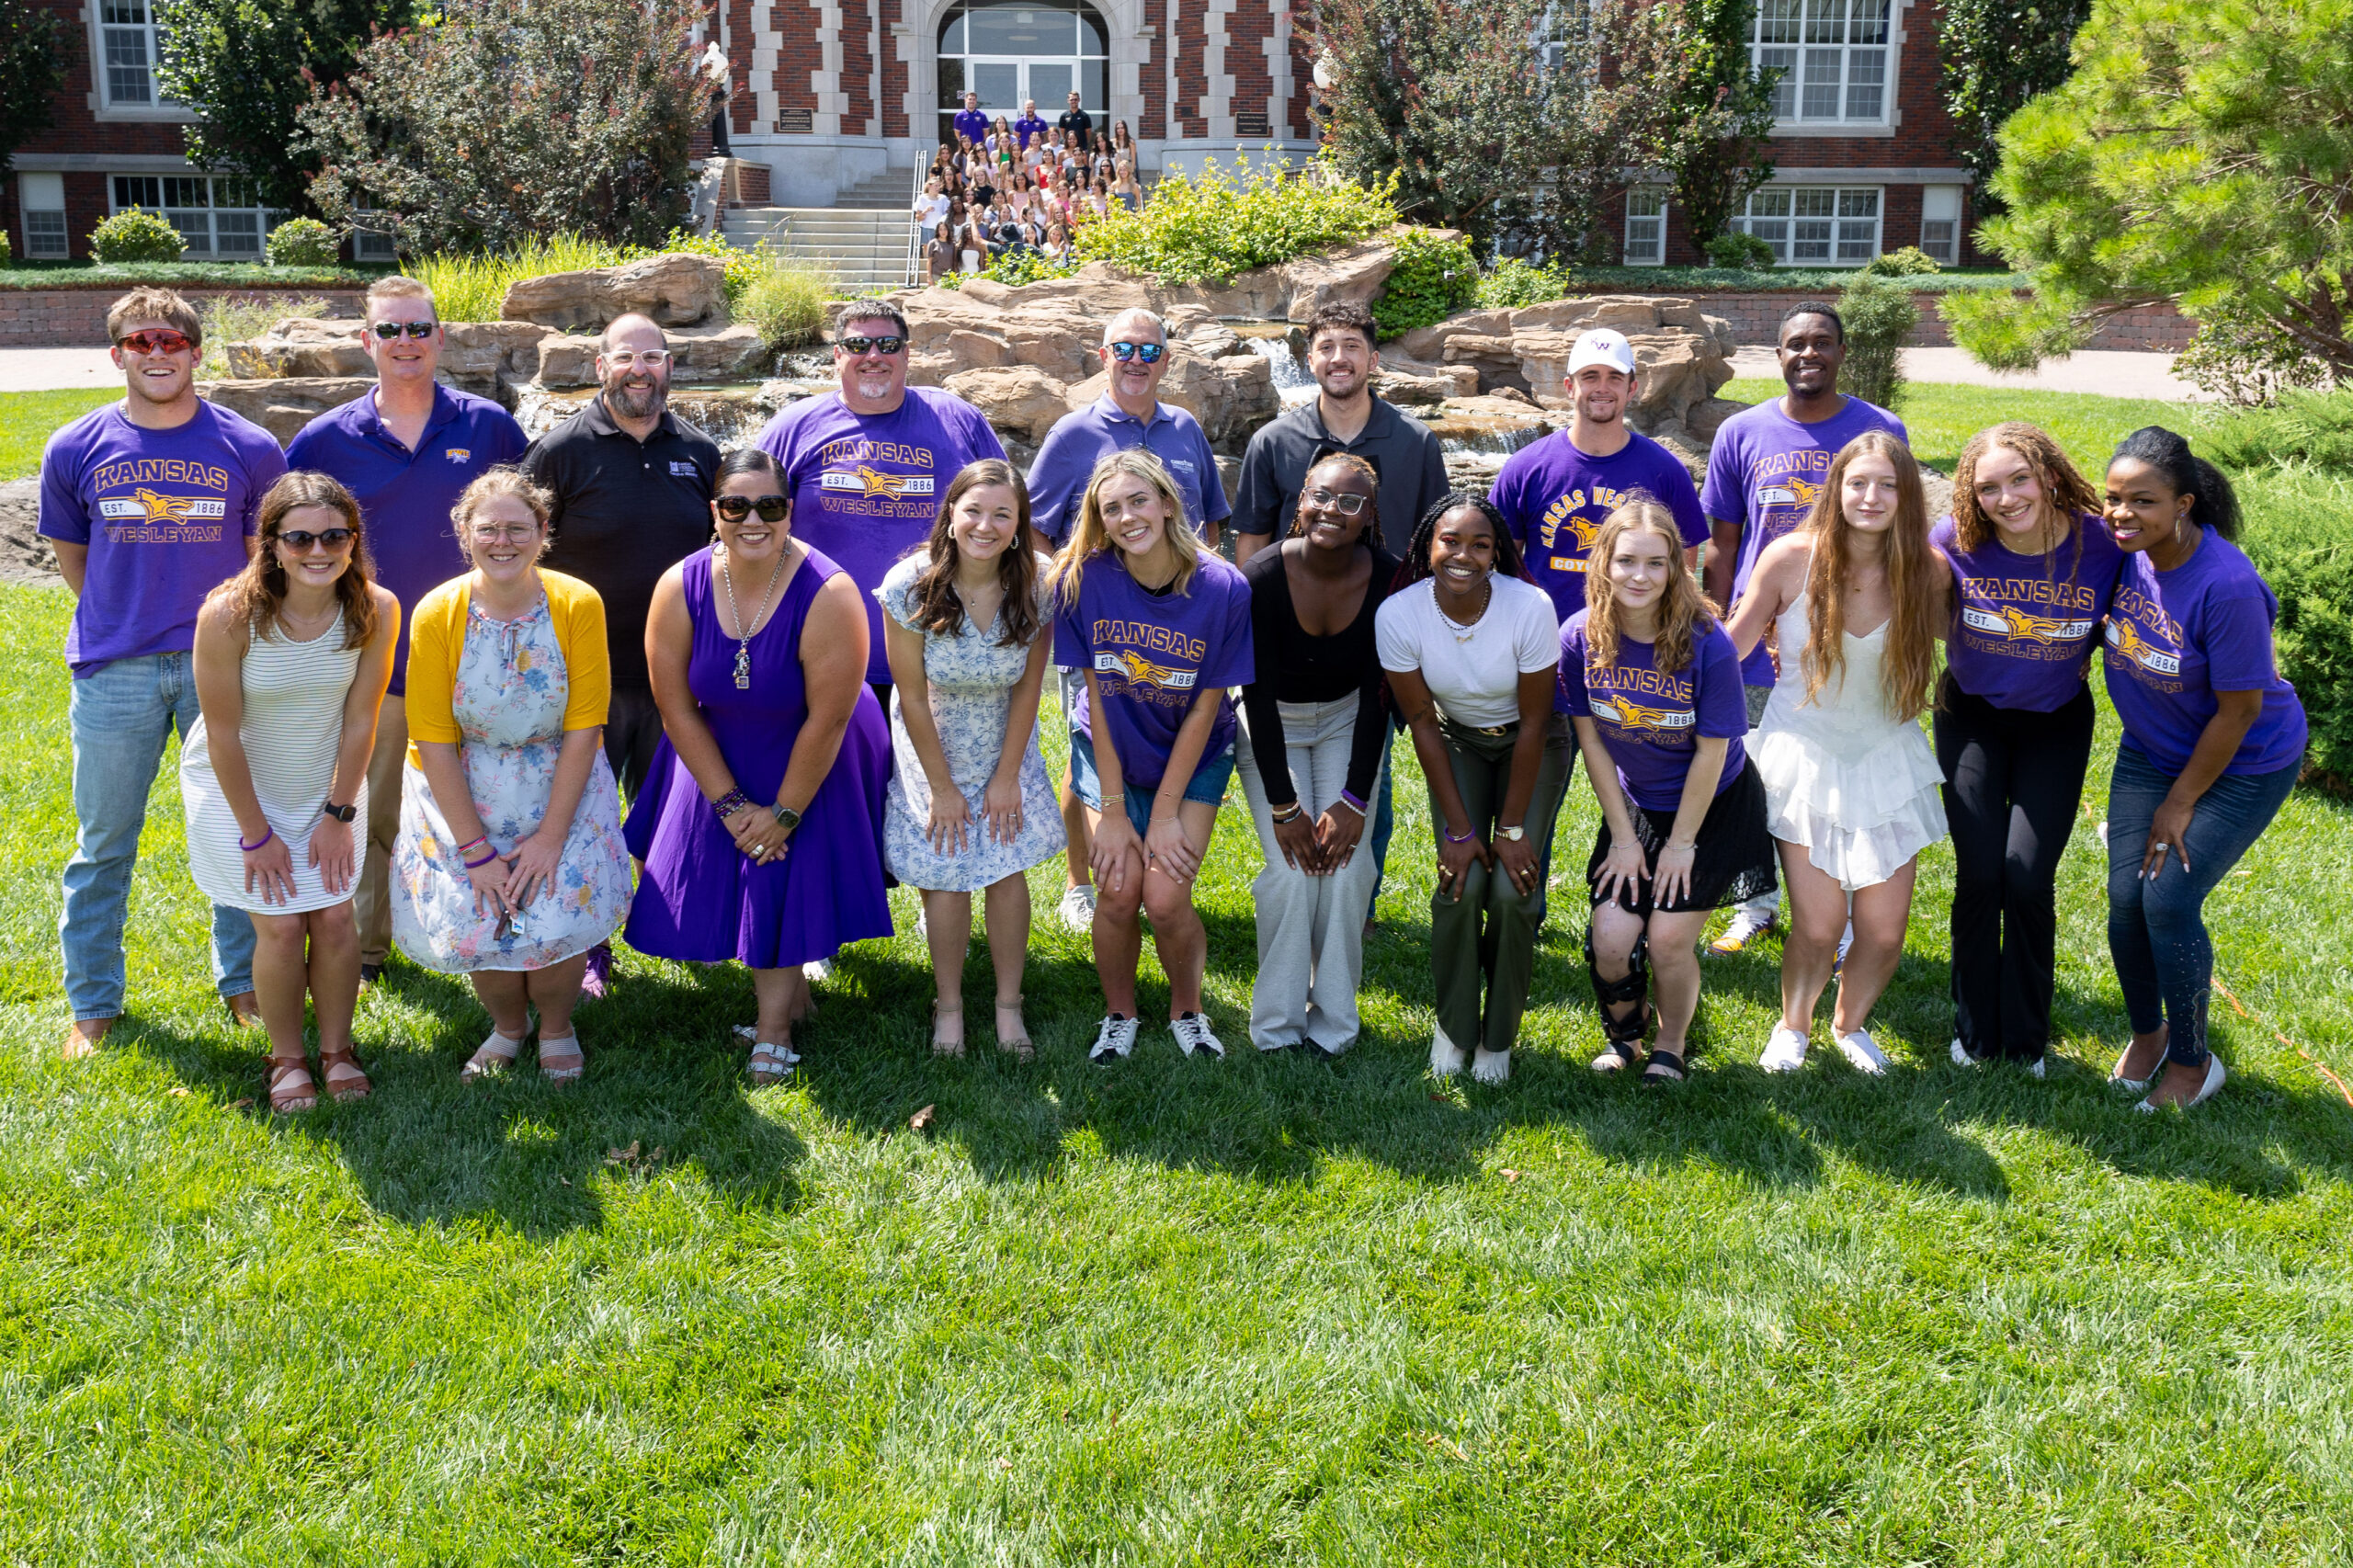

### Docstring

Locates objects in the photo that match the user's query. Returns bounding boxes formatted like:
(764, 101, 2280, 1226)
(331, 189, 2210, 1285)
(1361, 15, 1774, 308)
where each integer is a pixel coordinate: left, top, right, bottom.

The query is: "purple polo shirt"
(1027, 395, 1231, 546)
(953, 108, 991, 144)
(1013, 113, 1050, 149)
(285, 381, 527, 695)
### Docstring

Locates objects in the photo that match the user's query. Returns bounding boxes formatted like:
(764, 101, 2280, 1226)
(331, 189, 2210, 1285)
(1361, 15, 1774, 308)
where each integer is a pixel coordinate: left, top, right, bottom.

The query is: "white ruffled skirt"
(1751, 719, 1946, 892)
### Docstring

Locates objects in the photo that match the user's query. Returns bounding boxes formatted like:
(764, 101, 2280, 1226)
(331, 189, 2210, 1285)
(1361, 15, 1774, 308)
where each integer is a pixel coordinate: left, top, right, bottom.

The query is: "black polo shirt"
(1233, 394, 1451, 558)
(520, 393, 720, 689)
(1056, 108, 1097, 151)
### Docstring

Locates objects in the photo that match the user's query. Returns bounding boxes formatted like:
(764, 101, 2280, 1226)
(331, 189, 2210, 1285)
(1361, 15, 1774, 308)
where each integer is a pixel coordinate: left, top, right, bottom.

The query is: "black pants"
(605, 685, 667, 802)
(1932, 675, 2094, 1061)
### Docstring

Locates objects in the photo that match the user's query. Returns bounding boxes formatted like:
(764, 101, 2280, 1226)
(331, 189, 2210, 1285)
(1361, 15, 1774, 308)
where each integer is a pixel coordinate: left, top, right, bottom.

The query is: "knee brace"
(1585, 924, 1651, 1043)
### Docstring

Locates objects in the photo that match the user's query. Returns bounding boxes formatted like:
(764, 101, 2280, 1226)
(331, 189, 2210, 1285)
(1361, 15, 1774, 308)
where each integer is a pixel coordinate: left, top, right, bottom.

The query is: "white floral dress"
(876, 556, 1066, 892)
(390, 595, 631, 971)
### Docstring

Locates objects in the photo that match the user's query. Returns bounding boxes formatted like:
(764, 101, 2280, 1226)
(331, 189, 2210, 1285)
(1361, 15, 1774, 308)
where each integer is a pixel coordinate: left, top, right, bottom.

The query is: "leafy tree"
(1314, 0, 1762, 260)
(0, 0, 67, 178)
(1944, 0, 2353, 392)
(296, 0, 703, 256)
(1938, 0, 2089, 196)
(156, 0, 415, 214)
(1664, 0, 1779, 248)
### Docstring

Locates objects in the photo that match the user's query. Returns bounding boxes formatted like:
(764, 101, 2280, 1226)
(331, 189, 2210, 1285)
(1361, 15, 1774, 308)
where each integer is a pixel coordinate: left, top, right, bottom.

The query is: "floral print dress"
(391, 594, 631, 972)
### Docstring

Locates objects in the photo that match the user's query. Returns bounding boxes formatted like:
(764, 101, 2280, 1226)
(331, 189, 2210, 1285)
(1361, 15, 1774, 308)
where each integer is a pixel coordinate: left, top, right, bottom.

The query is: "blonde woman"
(1563, 503, 1774, 1085)
(1725, 430, 1950, 1075)
(183, 472, 398, 1112)
(392, 468, 632, 1084)
(1049, 450, 1254, 1064)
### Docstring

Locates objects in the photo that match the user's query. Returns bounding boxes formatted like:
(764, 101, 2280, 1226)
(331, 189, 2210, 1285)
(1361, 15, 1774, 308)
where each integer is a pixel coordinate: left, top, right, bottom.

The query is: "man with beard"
(1698, 304, 1907, 956)
(1026, 307, 1230, 932)
(1056, 89, 1097, 154)
(522, 312, 720, 995)
(754, 299, 1006, 709)
(287, 275, 528, 987)
(40, 287, 285, 1056)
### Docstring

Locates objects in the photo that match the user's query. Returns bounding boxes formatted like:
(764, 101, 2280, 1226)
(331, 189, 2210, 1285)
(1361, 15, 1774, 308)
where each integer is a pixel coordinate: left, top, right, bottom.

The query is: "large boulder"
(944, 366, 1074, 443)
(500, 253, 728, 332)
(196, 377, 375, 445)
(1278, 233, 1410, 322)
(0, 479, 57, 586)
(225, 319, 370, 381)
(1065, 347, 1276, 445)
(438, 321, 558, 398)
(534, 321, 770, 388)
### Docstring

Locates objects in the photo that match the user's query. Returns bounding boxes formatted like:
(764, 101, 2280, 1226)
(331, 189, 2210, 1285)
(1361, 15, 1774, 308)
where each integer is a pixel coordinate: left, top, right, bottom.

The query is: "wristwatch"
(775, 805, 804, 835)
(1497, 824, 1526, 842)
(320, 799, 358, 824)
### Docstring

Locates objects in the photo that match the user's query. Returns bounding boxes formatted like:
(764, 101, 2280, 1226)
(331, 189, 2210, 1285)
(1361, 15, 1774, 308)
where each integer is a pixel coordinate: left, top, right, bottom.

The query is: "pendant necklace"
(1439, 577, 1493, 642)
(719, 543, 788, 689)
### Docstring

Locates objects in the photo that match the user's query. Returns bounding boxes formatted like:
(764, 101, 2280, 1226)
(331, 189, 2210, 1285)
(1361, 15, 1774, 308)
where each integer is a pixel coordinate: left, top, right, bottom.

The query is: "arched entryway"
(936, 0, 1109, 144)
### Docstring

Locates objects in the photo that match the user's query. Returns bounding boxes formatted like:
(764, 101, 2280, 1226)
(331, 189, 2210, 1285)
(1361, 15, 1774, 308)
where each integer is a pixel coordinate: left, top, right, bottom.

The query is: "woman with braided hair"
(1376, 490, 1566, 1085)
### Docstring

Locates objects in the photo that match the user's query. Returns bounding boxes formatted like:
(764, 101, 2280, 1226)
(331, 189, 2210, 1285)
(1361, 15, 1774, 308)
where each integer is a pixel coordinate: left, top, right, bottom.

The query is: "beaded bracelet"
(239, 825, 274, 853)
(1337, 789, 1368, 815)
(712, 787, 755, 819)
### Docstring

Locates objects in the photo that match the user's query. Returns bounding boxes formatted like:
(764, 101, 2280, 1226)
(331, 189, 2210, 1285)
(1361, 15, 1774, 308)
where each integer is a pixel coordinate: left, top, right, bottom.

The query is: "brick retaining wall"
(0, 288, 369, 348)
(1608, 289, 2196, 353)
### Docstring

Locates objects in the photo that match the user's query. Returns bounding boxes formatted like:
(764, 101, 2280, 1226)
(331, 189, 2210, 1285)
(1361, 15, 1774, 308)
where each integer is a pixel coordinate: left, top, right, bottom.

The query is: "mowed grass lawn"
(2, 381, 2350, 1564)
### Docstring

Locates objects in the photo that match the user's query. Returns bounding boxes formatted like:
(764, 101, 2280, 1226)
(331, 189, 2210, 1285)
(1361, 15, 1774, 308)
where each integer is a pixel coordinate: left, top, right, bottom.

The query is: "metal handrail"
(905, 146, 931, 290)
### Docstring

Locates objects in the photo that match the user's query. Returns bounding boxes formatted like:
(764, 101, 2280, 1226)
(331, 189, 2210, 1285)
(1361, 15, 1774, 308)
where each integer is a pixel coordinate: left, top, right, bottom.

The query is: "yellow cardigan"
(403, 569, 611, 767)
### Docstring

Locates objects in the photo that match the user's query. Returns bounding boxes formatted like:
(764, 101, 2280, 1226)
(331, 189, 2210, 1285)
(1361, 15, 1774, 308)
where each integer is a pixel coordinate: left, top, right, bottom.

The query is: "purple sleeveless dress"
(623, 545, 893, 967)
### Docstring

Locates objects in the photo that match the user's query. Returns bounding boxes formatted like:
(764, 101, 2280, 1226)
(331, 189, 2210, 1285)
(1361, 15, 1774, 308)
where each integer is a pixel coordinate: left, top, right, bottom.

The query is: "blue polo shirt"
(1014, 113, 1050, 149)
(285, 381, 527, 694)
(953, 108, 990, 144)
(1026, 394, 1231, 546)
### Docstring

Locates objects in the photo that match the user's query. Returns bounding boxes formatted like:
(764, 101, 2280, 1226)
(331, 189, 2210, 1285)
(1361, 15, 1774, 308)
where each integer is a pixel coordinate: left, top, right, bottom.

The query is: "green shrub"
(739, 260, 835, 353)
(2200, 391, 2353, 473)
(938, 248, 1078, 290)
(2239, 467, 2353, 792)
(89, 209, 186, 265)
(265, 218, 341, 268)
(659, 227, 770, 313)
(1836, 271, 1916, 410)
(411, 233, 644, 321)
(195, 293, 330, 378)
(1073, 157, 1399, 285)
(0, 230, 11, 268)
(1705, 232, 1775, 270)
(1861, 244, 1941, 278)
(1475, 256, 1573, 310)
(2173, 295, 2336, 406)
(1372, 228, 1478, 337)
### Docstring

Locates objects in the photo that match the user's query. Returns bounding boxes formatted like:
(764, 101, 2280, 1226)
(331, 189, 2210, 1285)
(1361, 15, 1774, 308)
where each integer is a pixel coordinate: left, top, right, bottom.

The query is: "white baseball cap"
(1567, 328, 1638, 378)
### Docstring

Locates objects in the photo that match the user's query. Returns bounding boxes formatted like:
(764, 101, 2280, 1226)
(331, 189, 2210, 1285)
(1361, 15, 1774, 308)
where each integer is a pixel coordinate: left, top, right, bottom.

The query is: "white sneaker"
(1759, 1025, 1809, 1072)
(1429, 1025, 1467, 1079)
(1057, 882, 1097, 931)
(1088, 1013, 1138, 1063)
(1708, 906, 1776, 956)
(1950, 1037, 1978, 1067)
(2024, 1056, 2046, 1079)
(1170, 1011, 1224, 1059)
(1471, 1047, 1511, 1085)
(803, 957, 833, 984)
(1836, 1028, 1890, 1075)
(913, 910, 927, 942)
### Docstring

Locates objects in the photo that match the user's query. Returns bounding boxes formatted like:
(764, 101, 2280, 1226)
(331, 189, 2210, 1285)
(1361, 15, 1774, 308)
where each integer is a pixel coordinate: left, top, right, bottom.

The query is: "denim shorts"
(1068, 728, 1235, 836)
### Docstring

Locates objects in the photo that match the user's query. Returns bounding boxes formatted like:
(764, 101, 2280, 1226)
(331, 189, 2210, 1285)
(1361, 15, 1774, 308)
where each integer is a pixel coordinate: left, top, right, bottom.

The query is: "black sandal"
(1642, 1049, 1688, 1084)
(1590, 1038, 1641, 1073)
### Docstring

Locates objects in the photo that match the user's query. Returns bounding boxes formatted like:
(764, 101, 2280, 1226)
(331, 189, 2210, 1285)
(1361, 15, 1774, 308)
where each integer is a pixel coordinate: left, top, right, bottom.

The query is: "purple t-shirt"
(2101, 530, 2306, 778)
(756, 387, 1006, 683)
(1013, 113, 1050, 149)
(953, 108, 990, 144)
(1490, 429, 1707, 624)
(1699, 394, 1906, 684)
(37, 400, 288, 676)
(1557, 612, 1748, 812)
(1930, 514, 2123, 713)
(285, 383, 527, 696)
(1051, 550, 1254, 790)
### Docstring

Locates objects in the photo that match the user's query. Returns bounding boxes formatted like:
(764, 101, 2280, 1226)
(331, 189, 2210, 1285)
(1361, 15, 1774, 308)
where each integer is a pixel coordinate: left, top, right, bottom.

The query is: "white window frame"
(17, 171, 70, 259)
(109, 175, 285, 260)
(1732, 185, 1882, 267)
(1752, 0, 1893, 130)
(88, 0, 189, 119)
(1918, 182, 1961, 265)
(1621, 187, 1666, 267)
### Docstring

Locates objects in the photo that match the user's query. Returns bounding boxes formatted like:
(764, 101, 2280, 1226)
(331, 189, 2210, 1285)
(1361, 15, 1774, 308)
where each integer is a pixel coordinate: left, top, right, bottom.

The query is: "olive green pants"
(1428, 715, 1574, 1058)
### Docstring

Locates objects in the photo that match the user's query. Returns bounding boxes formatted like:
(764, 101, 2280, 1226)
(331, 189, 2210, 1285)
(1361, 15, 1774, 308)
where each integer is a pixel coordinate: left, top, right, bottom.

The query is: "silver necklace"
(1438, 577, 1493, 642)
(718, 543, 788, 689)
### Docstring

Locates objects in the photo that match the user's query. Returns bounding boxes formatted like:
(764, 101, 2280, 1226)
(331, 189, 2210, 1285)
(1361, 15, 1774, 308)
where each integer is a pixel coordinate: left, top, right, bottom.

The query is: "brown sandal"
(318, 1046, 371, 1104)
(267, 1052, 319, 1113)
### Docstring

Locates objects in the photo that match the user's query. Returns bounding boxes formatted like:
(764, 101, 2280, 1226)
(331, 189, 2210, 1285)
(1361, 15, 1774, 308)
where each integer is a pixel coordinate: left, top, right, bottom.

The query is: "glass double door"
(964, 59, 1076, 120)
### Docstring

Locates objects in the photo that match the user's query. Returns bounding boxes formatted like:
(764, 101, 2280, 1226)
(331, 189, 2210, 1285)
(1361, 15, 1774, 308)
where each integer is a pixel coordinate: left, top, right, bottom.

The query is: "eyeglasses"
(277, 528, 356, 551)
(715, 494, 790, 522)
(116, 329, 193, 356)
(836, 335, 906, 356)
(1107, 342, 1165, 364)
(369, 320, 438, 340)
(468, 524, 539, 544)
(1302, 488, 1370, 516)
(603, 349, 672, 369)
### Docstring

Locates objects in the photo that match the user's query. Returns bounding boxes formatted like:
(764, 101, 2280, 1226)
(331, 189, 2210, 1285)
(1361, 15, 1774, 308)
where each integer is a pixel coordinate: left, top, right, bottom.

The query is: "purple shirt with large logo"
(1557, 611, 1748, 812)
(756, 387, 1006, 683)
(38, 399, 287, 676)
(1699, 394, 1906, 684)
(1052, 550, 1254, 790)
(1490, 429, 1707, 624)
(2102, 530, 2306, 777)
(1931, 513, 2124, 713)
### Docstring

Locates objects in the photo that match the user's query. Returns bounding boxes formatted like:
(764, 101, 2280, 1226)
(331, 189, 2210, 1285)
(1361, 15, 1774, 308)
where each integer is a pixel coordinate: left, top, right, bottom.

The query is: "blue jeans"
(1066, 728, 1236, 836)
(2105, 743, 2297, 1068)
(63, 653, 256, 1019)
(1367, 731, 1397, 922)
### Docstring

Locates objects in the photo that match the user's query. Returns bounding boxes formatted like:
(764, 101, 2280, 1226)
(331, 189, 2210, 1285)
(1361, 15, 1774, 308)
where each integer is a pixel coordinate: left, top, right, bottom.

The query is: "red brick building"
(6, 0, 1972, 267)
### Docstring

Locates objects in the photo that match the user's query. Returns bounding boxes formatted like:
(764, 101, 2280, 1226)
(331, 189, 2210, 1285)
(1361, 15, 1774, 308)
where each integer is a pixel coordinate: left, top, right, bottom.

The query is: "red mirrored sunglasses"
(117, 328, 195, 356)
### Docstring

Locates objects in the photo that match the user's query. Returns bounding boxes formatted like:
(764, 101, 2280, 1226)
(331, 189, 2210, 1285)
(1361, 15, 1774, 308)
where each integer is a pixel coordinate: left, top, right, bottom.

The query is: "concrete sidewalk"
(0, 347, 120, 392)
(1732, 345, 2205, 403)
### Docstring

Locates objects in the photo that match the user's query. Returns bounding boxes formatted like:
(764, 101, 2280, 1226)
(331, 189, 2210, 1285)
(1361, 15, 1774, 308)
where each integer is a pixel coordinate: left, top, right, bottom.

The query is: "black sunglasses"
(715, 494, 790, 522)
(369, 320, 438, 340)
(1108, 341, 1165, 364)
(837, 335, 906, 356)
(278, 528, 356, 551)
